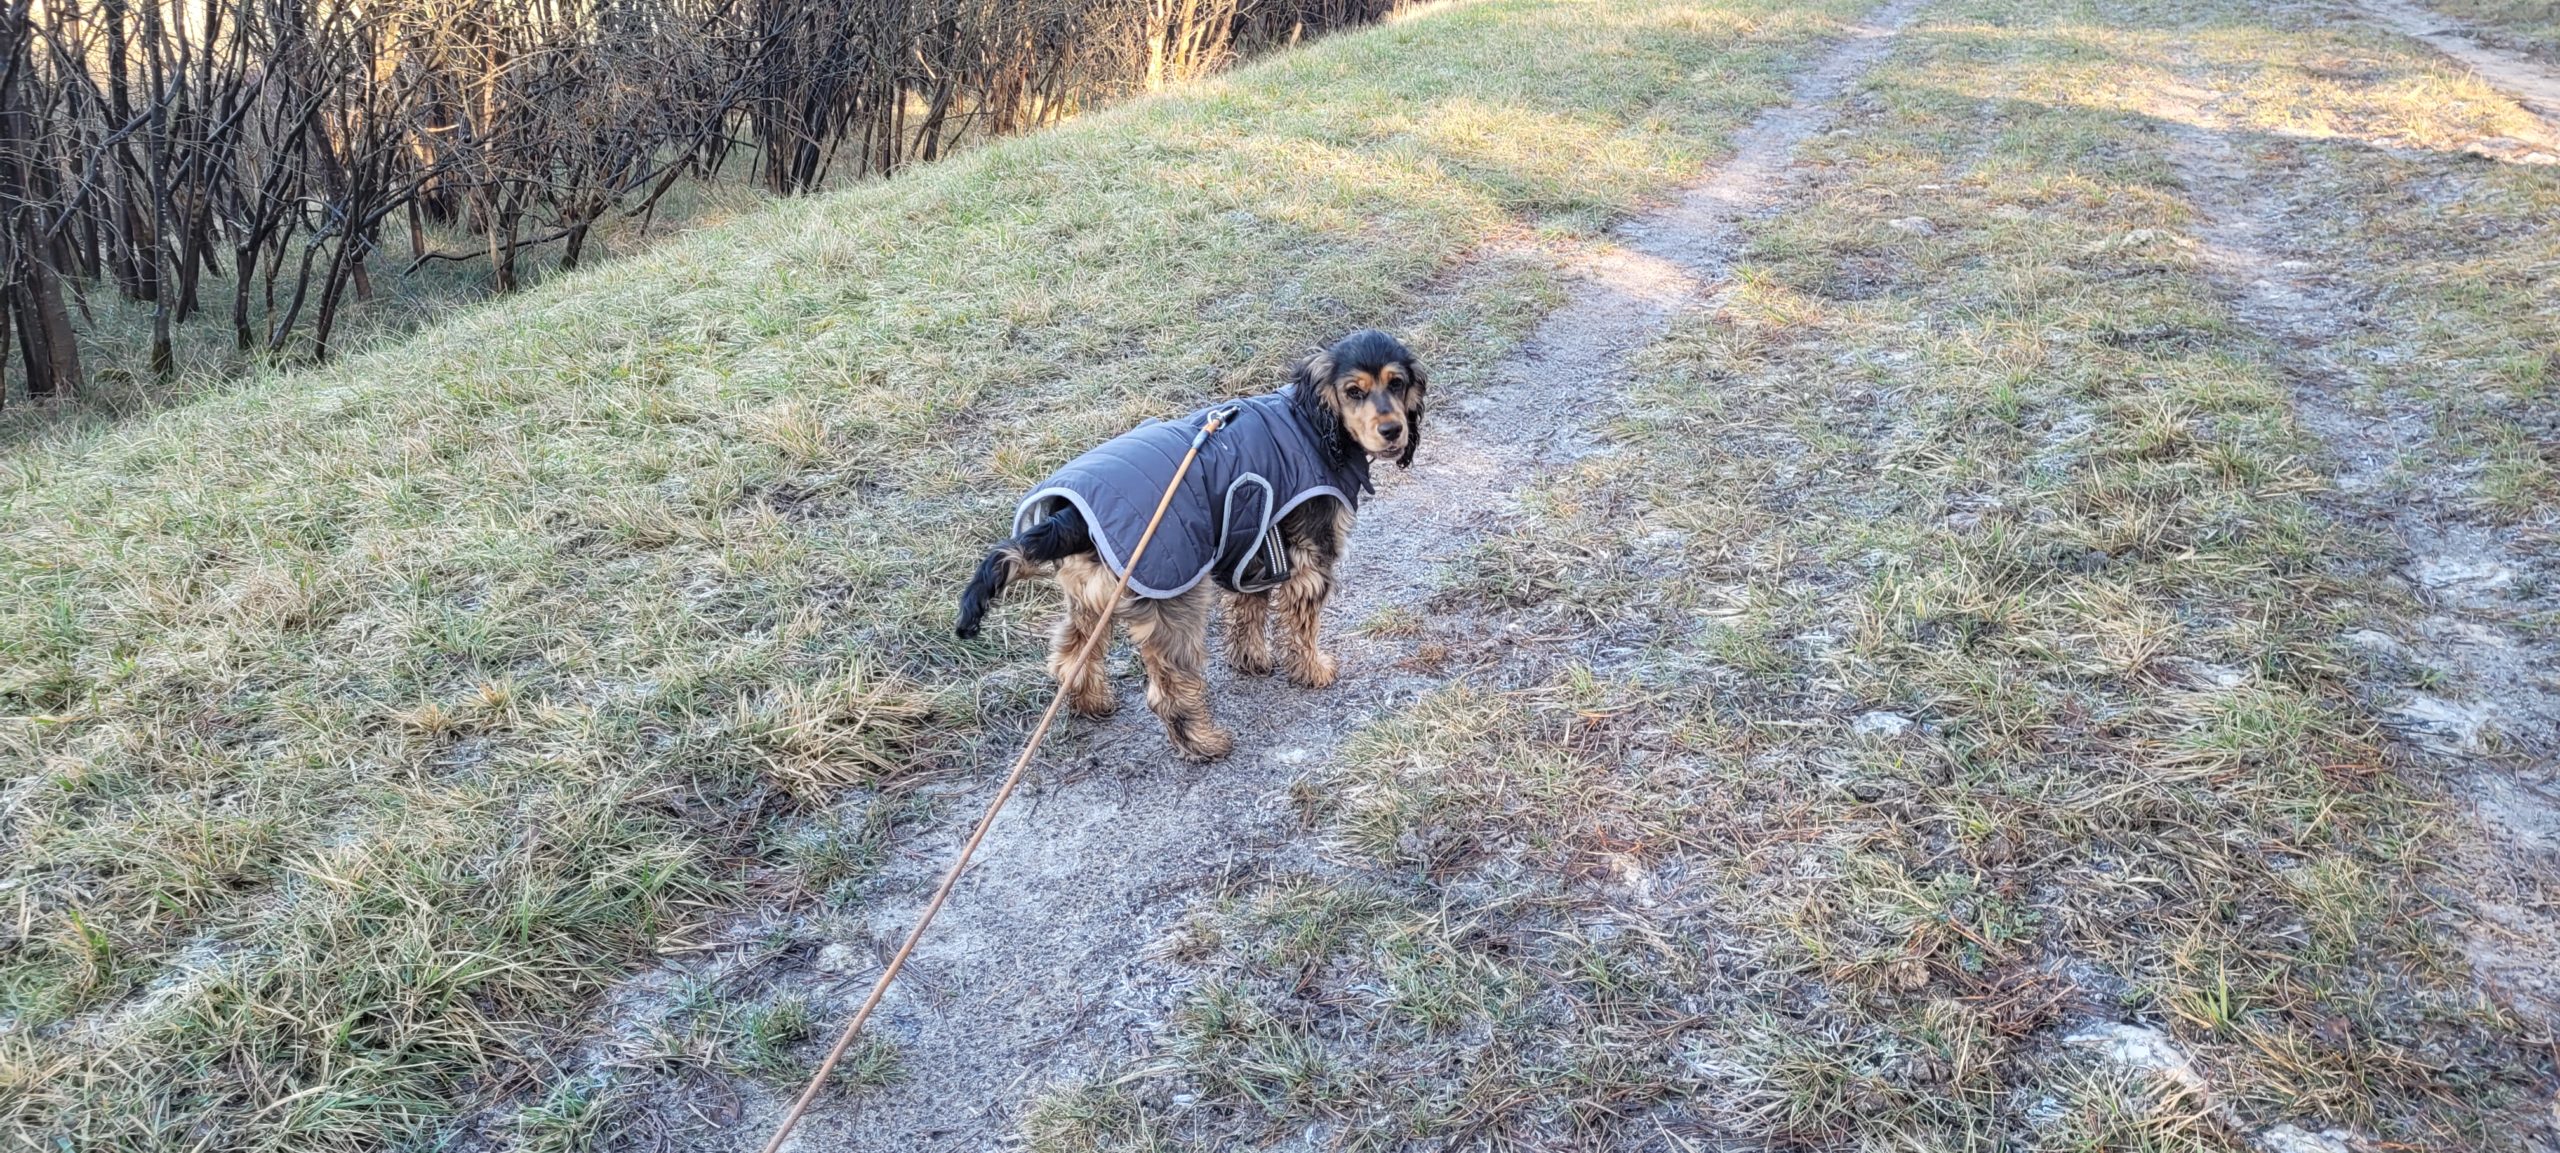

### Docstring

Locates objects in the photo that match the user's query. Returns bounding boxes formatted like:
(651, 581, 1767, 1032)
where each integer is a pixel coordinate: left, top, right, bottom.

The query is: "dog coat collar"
(1013, 388, 1372, 599)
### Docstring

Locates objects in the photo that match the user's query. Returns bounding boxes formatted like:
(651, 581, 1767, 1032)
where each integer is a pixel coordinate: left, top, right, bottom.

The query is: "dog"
(954, 330, 1426, 760)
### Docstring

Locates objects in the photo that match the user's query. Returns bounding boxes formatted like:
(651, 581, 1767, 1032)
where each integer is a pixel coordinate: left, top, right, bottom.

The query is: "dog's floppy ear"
(1290, 346, 1340, 427)
(1396, 359, 1425, 470)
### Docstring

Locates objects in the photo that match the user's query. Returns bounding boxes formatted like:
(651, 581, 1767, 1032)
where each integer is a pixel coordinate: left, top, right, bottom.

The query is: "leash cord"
(755, 404, 1238, 1153)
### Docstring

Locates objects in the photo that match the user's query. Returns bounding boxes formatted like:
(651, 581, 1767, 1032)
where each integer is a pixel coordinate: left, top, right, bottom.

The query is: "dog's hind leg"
(1223, 592, 1273, 676)
(1050, 556, 1118, 717)
(1130, 589, 1232, 761)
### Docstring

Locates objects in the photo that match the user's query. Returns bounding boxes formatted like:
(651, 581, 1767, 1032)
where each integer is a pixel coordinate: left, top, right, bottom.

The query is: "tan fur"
(1042, 501, 1354, 760)
(1223, 590, 1274, 676)
(993, 543, 1039, 582)
(1125, 588, 1230, 760)
(1052, 555, 1234, 760)
(1050, 555, 1120, 717)
(1323, 365, 1418, 459)
(1275, 502, 1352, 688)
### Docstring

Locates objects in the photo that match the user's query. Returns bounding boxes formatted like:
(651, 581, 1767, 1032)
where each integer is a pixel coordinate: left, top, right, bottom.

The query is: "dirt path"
(2156, 26, 2560, 1032)
(2358, 0, 2560, 135)
(755, 1, 1933, 1146)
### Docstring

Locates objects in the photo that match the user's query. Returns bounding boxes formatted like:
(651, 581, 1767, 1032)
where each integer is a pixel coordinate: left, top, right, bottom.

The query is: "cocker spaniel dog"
(954, 330, 1426, 760)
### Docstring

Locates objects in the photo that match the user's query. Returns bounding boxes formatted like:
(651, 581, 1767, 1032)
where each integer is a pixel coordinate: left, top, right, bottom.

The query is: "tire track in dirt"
(2155, 36, 2560, 1036)
(765, 1, 1936, 1146)
(2357, 0, 2560, 136)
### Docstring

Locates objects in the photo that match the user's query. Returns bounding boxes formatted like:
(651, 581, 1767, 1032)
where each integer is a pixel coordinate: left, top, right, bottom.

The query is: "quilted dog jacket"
(1013, 387, 1372, 599)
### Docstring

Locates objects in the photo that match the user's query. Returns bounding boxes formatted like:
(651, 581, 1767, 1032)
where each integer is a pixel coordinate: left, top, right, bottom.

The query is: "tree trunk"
(560, 218, 588, 271)
(14, 248, 84, 399)
(0, 10, 79, 399)
(232, 238, 257, 351)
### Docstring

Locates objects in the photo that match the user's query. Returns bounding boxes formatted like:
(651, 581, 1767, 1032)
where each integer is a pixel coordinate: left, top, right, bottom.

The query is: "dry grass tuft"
(734, 668, 950, 801)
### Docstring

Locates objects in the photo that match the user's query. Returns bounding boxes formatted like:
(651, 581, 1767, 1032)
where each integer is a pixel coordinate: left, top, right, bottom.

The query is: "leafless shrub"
(0, 0, 1399, 403)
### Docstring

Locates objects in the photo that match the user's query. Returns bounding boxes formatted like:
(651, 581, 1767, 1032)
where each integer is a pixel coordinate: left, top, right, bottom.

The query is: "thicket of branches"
(0, 0, 1397, 403)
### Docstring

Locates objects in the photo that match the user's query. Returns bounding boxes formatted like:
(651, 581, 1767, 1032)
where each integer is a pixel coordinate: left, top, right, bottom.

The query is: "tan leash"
(756, 403, 1239, 1153)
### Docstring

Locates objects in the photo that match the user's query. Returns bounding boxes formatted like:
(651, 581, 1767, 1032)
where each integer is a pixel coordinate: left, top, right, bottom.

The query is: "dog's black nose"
(1377, 421, 1404, 442)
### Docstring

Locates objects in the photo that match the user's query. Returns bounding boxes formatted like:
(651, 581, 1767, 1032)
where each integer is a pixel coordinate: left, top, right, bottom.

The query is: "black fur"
(1291, 328, 1426, 471)
(953, 505, 1093, 638)
(1289, 351, 1358, 474)
(1394, 359, 1426, 470)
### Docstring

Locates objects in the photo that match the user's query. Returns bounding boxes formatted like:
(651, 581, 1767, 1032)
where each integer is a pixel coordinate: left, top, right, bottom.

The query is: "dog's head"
(1290, 329, 1426, 470)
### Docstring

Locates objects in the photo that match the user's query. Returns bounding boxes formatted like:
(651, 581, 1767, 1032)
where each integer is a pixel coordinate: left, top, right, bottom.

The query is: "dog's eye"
(1343, 387, 1367, 401)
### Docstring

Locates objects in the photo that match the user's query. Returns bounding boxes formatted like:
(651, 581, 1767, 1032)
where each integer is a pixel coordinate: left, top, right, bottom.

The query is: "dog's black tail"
(954, 505, 1094, 638)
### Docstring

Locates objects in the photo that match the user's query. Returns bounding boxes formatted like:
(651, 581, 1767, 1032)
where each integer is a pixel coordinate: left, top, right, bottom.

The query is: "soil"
(2160, 5, 2560, 1039)
(735, 2, 1939, 1147)
(2362, 0, 2560, 135)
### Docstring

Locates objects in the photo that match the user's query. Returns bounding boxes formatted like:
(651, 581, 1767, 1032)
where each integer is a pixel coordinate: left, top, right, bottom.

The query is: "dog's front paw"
(1066, 682, 1118, 717)
(1173, 723, 1236, 762)
(1288, 651, 1339, 690)
(1228, 645, 1274, 677)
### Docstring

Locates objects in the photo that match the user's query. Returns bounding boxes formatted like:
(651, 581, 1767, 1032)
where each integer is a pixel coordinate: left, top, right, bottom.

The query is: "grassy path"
(1033, 0, 2560, 1149)
(2170, 0, 2560, 1071)
(793, 1, 1931, 1147)
(0, 0, 1884, 1148)
(2161, 5, 2560, 1045)
(2370, 0, 2560, 129)
(6, 0, 2558, 1149)
(2414, 0, 2560, 66)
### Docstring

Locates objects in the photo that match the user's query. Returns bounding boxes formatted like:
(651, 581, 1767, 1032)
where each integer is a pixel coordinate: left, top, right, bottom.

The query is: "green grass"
(2170, 1, 2560, 519)
(0, 169, 780, 448)
(1027, 0, 2553, 1147)
(0, 0, 1886, 1146)
(2424, 0, 2560, 62)
(2217, 32, 2560, 520)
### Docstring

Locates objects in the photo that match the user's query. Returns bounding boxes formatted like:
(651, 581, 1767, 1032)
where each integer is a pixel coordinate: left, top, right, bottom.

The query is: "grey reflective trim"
(1221, 473, 1285, 594)
(1269, 486, 1349, 528)
(1014, 486, 1217, 599)
(1235, 486, 1350, 594)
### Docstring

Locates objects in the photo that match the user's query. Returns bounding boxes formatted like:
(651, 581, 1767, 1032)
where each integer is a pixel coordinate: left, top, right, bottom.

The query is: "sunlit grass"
(1025, 0, 2548, 1147)
(2174, 1, 2560, 520)
(0, 0, 1887, 1146)
(0, 165, 779, 449)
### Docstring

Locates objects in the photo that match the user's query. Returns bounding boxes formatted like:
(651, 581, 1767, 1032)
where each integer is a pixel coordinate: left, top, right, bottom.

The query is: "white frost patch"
(2255, 1123, 2357, 1153)
(76, 935, 238, 1041)
(1598, 853, 1656, 905)
(1886, 215, 1936, 235)
(2173, 661, 2249, 689)
(2342, 629, 2409, 660)
(1851, 711, 1913, 738)
(818, 941, 865, 974)
(2063, 1022, 2207, 1095)
(2088, 226, 2195, 254)
(2412, 554, 2514, 596)
(2386, 694, 2496, 754)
